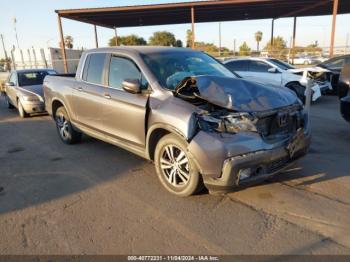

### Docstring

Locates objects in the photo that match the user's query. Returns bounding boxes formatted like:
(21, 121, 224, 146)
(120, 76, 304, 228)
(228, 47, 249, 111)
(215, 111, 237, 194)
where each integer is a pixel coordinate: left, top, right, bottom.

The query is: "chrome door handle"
(104, 93, 111, 99)
(77, 87, 83, 91)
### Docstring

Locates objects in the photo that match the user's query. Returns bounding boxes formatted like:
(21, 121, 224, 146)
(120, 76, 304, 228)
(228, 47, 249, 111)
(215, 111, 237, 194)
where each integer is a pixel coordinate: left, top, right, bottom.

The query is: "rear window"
(83, 53, 107, 85)
(225, 60, 248, 72)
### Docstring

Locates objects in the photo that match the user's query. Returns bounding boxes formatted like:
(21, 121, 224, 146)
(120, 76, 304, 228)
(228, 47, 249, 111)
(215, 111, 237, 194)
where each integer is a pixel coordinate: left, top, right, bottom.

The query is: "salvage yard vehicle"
(43, 47, 311, 196)
(288, 55, 318, 65)
(223, 57, 331, 102)
(4, 69, 57, 118)
(338, 64, 350, 123)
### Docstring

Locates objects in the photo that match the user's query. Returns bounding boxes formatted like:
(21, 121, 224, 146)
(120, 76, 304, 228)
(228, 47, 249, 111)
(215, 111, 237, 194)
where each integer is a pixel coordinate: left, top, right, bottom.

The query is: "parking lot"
(0, 94, 349, 255)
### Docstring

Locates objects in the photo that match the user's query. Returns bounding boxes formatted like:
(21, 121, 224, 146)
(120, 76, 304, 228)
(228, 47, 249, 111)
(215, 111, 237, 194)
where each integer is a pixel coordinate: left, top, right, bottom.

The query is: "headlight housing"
(198, 113, 257, 133)
(21, 95, 40, 102)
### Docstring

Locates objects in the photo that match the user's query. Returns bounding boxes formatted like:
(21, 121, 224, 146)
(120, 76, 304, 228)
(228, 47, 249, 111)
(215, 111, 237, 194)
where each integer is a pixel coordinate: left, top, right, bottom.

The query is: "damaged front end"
(173, 76, 311, 192)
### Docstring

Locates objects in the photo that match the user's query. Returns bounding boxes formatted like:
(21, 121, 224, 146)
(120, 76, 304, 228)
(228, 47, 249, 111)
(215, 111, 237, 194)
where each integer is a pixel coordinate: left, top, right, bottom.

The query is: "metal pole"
(57, 15, 68, 73)
(292, 17, 297, 65)
(191, 7, 195, 49)
(330, 0, 339, 57)
(218, 22, 222, 57)
(234, 39, 236, 56)
(94, 25, 99, 48)
(13, 17, 20, 49)
(0, 34, 10, 71)
(270, 19, 275, 56)
(114, 27, 118, 46)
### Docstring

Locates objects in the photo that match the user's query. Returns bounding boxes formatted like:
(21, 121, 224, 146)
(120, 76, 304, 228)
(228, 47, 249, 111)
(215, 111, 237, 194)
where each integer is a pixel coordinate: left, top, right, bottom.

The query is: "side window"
(225, 60, 248, 72)
(84, 53, 107, 85)
(249, 60, 272, 72)
(108, 56, 147, 90)
(9, 73, 17, 85)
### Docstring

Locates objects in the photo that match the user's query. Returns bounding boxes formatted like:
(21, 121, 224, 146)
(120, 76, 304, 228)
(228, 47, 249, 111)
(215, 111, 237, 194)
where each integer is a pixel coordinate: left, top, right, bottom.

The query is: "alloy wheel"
(160, 144, 190, 187)
(56, 114, 70, 139)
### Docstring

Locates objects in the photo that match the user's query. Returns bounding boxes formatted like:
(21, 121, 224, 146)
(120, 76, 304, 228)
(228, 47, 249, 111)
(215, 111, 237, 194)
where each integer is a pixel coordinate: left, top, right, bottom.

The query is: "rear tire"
(154, 133, 204, 197)
(18, 100, 29, 118)
(55, 106, 82, 144)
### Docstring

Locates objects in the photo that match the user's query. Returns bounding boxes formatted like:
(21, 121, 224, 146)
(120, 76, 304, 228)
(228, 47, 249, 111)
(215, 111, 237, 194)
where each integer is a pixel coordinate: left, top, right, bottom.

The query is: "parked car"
(223, 57, 331, 102)
(338, 64, 350, 122)
(4, 69, 57, 118)
(44, 47, 311, 196)
(289, 56, 318, 65)
(317, 55, 350, 94)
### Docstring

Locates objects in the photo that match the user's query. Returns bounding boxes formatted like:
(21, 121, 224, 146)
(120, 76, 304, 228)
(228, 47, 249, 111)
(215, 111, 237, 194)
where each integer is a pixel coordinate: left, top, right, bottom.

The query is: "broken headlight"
(198, 113, 257, 133)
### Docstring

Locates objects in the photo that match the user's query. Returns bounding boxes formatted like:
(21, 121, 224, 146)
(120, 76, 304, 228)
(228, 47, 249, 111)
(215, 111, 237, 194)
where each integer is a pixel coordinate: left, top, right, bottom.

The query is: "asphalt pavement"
(0, 95, 349, 255)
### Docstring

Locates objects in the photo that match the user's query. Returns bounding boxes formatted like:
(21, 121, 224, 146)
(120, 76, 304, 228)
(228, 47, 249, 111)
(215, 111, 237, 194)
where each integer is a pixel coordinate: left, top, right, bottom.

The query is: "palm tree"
(254, 31, 263, 52)
(64, 35, 74, 49)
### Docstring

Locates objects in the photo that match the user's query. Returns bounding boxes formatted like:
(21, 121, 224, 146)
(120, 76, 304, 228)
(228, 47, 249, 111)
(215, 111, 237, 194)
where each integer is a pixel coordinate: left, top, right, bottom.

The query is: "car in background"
(4, 69, 57, 118)
(289, 55, 319, 65)
(223, 57, 331, 102)
(43, 47, 311, 196)
(317, 55, 350, 94)
(338, 64, 350, 122)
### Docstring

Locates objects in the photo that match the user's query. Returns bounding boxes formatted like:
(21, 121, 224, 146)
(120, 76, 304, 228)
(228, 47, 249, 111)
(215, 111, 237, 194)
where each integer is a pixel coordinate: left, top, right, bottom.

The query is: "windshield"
(18, 71, 55, 86)
(267, 58, 295, 70)
(141, 51, 236, 90)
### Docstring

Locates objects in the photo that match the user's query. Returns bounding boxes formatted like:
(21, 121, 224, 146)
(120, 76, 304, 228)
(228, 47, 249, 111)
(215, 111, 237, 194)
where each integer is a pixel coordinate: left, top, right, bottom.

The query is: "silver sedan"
(4, 69, 57, 118)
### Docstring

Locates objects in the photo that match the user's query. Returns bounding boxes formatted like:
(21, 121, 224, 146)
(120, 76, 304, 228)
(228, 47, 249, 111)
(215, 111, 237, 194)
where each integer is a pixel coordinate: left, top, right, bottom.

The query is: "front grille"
(256, 108, 303, 139)
(266, 156, 289, 173)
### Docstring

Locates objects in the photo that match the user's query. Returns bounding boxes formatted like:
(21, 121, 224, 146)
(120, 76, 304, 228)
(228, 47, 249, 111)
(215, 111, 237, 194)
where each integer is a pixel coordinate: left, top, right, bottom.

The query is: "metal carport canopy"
(55, 0, 350, 28)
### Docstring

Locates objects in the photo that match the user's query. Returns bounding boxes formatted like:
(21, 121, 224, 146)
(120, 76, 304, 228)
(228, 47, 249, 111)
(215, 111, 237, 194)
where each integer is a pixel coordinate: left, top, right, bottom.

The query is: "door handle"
(77, 87, 83, 91)
(104, 93, 111, 99)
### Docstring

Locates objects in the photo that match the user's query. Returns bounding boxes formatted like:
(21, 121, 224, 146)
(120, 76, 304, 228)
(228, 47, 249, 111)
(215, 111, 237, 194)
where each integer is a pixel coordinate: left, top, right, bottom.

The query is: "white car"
(288, 56, 318, 65)
(223, 57, 331, 102)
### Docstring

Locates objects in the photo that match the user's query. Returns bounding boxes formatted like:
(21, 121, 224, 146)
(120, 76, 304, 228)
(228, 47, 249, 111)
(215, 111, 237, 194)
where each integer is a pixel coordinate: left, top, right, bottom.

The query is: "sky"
(1, 0, 350, 59)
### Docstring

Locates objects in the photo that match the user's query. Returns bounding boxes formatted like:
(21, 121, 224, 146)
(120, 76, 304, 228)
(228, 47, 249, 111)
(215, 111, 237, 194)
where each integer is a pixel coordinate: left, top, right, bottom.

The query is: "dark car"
(318, 55, 350, 94)
(338, 64, 350, 122)
(43, 47, 311, 197)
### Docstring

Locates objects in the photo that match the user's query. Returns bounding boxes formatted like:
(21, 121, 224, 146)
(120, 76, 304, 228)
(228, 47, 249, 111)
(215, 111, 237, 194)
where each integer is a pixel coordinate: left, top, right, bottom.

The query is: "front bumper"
(22, 101, 46, 114)
(188, 128, 311, 193)
(340, 95, 350, 122)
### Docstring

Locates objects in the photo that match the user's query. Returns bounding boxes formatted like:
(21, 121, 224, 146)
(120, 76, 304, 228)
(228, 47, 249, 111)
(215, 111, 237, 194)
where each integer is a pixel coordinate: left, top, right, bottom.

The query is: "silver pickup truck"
(43, 46, 311, 196)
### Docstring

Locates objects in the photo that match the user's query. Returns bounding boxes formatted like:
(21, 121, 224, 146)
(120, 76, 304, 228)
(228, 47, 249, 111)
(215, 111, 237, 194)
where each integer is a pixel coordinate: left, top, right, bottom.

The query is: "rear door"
(70, 53, 108, 131)
(225, 60, 249, 78)
(100, 55, 149, 147)
(248, 60, 282, 86)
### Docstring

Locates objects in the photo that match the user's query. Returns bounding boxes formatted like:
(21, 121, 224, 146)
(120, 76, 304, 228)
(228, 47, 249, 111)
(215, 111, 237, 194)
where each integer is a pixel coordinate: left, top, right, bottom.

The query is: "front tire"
(5, 95, 14, 109)
(18, 100, 28, 118)
(55, 106, 82, 144)
(154, 134, 203, 197)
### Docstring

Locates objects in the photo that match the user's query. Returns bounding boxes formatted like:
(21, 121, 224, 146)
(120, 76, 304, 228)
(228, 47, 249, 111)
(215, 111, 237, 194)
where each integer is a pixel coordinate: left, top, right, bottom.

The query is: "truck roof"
(85, 46, 199, 55)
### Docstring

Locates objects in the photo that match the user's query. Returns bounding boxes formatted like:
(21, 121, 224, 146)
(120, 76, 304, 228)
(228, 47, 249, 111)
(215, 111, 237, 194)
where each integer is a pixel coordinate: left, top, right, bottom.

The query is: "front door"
(248, 60, 282, 87)
(100, 55, 149, 147)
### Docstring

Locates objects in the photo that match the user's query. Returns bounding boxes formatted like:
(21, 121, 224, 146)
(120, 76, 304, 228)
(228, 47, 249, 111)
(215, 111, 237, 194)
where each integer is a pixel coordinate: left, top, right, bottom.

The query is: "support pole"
(114, 27, 118, 46)
(57, 15, 68, 73)
(0, 34, 10, 71)
(191, 7, 195, 49)
(94, 25, 99, 48)
(218, 22, 222, 57)
(330, 0, 339, 57)
(270, 19, 275, 56)
(291, 17, 297, 65)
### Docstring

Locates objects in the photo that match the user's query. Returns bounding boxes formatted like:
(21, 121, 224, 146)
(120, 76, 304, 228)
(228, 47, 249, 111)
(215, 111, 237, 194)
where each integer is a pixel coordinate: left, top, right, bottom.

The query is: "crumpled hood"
(180, 76, 300, 112)
(18, 85, 44, 98)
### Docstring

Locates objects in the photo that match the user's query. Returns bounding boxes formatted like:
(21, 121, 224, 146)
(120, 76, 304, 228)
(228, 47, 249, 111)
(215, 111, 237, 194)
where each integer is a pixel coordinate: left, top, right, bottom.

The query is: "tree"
(239, 42, 251, 56)
(254, 31, 263, 51)
(264, 36, 287, 57)
(149, 31, 177, 46)
(108, 34, 147, 46)
(186, 29, 193, 47)
(64, 35, 74, 49)
(175, 39, 183, 47)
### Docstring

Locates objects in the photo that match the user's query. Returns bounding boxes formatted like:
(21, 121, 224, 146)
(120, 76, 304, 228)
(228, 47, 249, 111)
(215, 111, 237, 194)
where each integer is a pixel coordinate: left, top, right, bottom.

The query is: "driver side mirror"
(5, 82, 15, 87)
(122, 79, 141, 94)
(268, 67, 278, 73)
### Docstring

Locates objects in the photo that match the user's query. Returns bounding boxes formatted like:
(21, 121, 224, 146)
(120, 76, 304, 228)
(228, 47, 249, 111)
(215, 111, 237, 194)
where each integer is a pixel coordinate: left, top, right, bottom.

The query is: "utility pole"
(233, 39, 236, 56)
(1, 34, 10, 71)
(13, 17, 20, 49)
(218, 22, 222, 57)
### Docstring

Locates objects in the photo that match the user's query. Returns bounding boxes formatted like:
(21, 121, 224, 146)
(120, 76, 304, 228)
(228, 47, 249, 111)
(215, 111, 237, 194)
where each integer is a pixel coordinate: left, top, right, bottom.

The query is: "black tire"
(5, 95, 14, 109)
(55, 106, 82, 144)
(154, 133, 204, 197)
(286, 82, 306, 104)
(17, 100, 29, 118)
